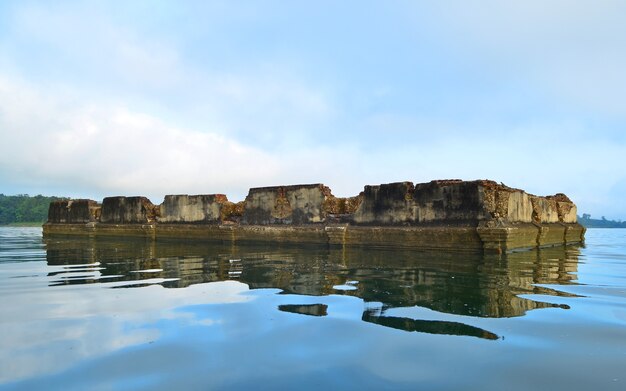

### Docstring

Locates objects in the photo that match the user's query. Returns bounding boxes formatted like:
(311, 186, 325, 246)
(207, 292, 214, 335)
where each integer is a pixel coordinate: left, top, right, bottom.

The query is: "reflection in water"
(279, 304, 328, 317)
(44, 236, 581, 339)
(362, 308, 499, 340)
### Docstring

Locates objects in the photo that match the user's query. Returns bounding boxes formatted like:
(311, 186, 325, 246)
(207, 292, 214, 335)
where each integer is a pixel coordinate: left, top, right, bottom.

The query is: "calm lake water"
(0, 227, 625, 390)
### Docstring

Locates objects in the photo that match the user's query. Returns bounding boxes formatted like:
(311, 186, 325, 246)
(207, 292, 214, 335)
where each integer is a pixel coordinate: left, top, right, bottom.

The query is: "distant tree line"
(0, 194, 67, 225)
(578, 214, 626, 228)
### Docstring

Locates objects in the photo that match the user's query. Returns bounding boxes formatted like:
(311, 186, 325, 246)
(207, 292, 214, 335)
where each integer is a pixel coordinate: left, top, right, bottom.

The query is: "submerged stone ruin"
(43, 180, 585, 253)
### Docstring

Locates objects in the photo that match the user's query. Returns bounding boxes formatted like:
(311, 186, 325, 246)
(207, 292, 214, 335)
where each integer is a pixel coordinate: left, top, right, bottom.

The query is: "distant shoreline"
(0, 222, 44, 227)
(7, 223, 626, 229)
(578, 216, 626, 228)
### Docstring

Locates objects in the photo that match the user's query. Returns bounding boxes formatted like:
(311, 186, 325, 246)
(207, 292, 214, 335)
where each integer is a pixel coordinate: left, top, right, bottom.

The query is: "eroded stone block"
(353, 182, 415, 224)
(505, 191, 533, 223)
(100, 196, 156, 224)
(414, 180, 489, 223)
(242, 184, 329, 225)
(530, 196, 560, 223)
(47, 199, 100, 223)
(159, 194, 227, 224)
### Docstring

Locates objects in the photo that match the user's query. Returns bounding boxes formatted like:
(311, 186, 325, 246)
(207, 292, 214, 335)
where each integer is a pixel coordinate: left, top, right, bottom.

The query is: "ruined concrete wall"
(530, 197, 560, 223)
(47, 199, 100, 223)
(43, 180, 584, 252)
(549, 194, 577, 223)
(350, 180, 575, 226)
(352, 180, 491, 225)
(527, 194, 577, 224)
(558, 202, 577, 223)
(159, 194, 228, 224)
(100, 196, 156, 224)
(323, 193, 363, 216)
(352, 182, 416, 224)
(413, 180, 490, 223)
(480, 182, 533, 223)
(505, 192, 533, 222)
(242, 184, 329, 225)
(220, 201, 245, 223)
(45, 179, 578, 228)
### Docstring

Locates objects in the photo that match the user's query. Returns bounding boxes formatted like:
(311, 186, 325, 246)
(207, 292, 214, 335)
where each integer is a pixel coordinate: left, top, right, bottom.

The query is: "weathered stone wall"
(413, 180, 490, 223)
(322, 193, 363, 216)
(530, 197, 560, 223)
(242, 184, 329, 225)
(351, 180, 574, 226)
(352, 182, 416, 224)
(504, 191, 533, 223)
(43, 180, 583, 252)
(549, 194, 577, 223)
(159, 194, 228, 224)
(351, 180, 498, 225)
(480, 182, 534, 222)
(558, 202, 577, 223)
(100, 196, 156, 224)
(45, 181, 580, 227)
(47, 199, 100, 223)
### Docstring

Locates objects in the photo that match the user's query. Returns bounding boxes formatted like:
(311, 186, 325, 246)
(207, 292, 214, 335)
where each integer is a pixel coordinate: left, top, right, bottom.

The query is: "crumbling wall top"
(49, 180, 578, 226)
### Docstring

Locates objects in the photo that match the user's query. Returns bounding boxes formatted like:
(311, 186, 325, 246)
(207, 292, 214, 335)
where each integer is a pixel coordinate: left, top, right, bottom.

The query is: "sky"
(0, 0, 625, 220)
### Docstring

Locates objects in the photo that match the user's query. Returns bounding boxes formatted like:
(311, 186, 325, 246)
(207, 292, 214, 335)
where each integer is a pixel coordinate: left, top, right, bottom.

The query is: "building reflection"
(45, 236, 581, 339)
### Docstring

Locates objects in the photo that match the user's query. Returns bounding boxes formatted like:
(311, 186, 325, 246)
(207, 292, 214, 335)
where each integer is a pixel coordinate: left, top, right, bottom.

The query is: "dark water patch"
(362, 308, 499, 340)
(278, 303, 328, 317)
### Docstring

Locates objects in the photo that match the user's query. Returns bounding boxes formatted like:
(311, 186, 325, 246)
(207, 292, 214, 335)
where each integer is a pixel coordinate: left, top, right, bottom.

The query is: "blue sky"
(1, 0, 625, 219)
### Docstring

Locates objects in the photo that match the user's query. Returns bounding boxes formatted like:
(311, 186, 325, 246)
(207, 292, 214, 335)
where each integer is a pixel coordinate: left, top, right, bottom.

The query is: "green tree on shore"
(0, 194, 67, 225)
(578, 214, 626, 228)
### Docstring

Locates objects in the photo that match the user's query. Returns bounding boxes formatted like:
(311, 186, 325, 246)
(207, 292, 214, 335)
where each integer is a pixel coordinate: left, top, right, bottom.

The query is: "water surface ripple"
(0, 227, 625, 390)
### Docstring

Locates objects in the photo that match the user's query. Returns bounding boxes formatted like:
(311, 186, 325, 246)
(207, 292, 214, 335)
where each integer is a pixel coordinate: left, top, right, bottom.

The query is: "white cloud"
(0, 74, 364, 202)
(1, 72, 624, 218)
(0, 75, 283, 202)
(0, 279, 251, 383)
(1, 1, 625, 219)
(2, 1, 337, 148)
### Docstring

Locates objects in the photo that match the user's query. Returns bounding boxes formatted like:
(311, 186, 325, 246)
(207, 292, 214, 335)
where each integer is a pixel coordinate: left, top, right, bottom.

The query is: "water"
(0, 227, 625, 390)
